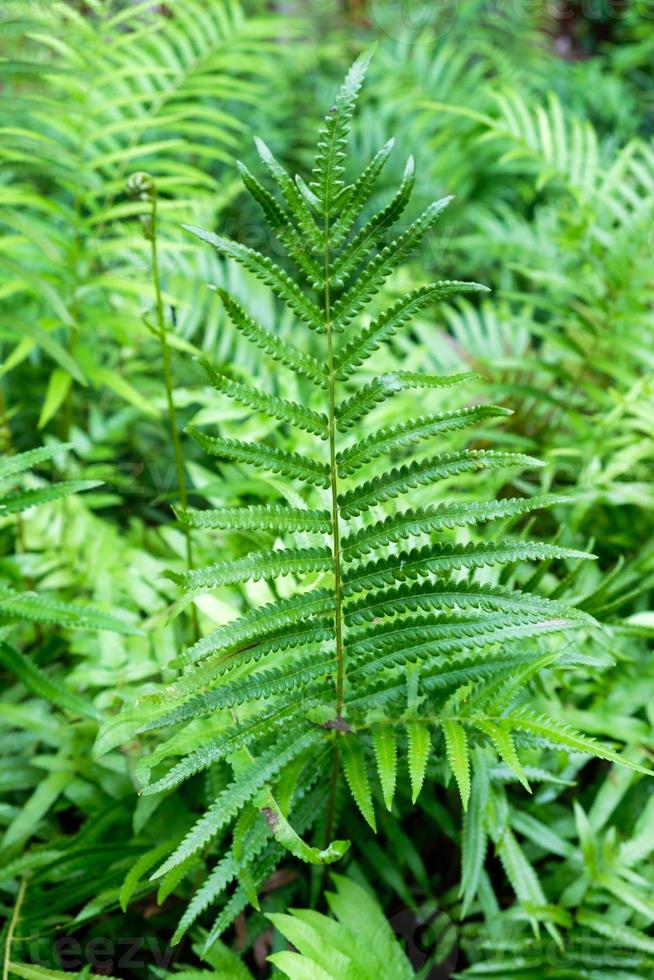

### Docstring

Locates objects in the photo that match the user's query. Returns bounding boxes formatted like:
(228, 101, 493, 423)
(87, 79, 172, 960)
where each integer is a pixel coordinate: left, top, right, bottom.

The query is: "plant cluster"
(1, 2, 653, 978)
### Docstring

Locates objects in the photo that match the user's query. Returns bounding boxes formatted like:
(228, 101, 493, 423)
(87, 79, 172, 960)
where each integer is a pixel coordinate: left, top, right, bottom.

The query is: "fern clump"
(104, 52, 649, 943)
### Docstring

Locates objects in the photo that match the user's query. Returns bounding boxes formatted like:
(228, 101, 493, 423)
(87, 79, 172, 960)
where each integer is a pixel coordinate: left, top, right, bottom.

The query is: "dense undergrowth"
(1, 2, 653, 978)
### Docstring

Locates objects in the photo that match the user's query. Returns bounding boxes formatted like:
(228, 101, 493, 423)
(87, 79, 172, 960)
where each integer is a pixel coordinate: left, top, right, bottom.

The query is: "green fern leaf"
(442, 719, 471, 810)
(342, 736, 376, 830)
(183, 225, 323, 330)
(203, 362, 328, 438)
(187, 427, 330, 487)
(459, 757, 489, 916)
(347, 616, 572, 679)
(474, 720, 530, 792)
(343, 578, 593, 627)
(336, 371, 476, 431)
(147, 719, 321, 827)
(342, 540, 592, 597)
(0, 641, 100, 721)
(166, 546, 333, 591)
(407, 721, 431, 804)
(110, 52, 621, 936)
(215, 289, 327, 387)
(334, 281, 489, 380)
(328, 137, 395, 247)
(175, 504, 332, 534)
(501, 710, 652, 774)
(236, 160, 323, 283)
(0, 589, 140, 634)
(254, 137, 322, 249)
(180, 589, 334, 665)
(0, 478, 101, 514)
(576, 910, 654, 956)
(0, 443, 72, 482)
(141, 652, 335, 733)
(372, 726, 397, 810)
(119, 841, 173, 912)
(330, 155, 416, 285)
(171, 854, 237, 945)
(331, 196, 454, 332)
(259, 792, 350, 865)
(341, 495, 566, 560)
(336, 405, 513, 476)
(310, 47, 374, 210)
(338, 450, 543, 517)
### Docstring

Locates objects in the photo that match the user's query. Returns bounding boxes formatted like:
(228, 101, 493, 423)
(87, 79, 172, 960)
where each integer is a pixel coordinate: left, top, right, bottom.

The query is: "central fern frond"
(103, 52, 649, 944)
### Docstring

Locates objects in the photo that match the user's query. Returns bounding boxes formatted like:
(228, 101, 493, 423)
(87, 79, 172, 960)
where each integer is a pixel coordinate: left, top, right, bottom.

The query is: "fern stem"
(323, 219, 345, 717)
(148, 188, 198, 639)
(3, 876, 26, 980)
(323, 205, 345, 850)
(324, 735, 341, 848)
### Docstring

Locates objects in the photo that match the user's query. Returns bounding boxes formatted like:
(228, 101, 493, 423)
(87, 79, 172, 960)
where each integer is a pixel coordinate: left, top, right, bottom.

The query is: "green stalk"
(323, 207, 345, 848)
(3, 877, 26, 980)
(139, 176, 198, 639)
(323, 212, 345, 718)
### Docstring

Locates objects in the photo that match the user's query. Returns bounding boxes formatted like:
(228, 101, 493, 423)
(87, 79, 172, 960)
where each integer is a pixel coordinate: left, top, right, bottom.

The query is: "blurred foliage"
(0, 1, 653, 978)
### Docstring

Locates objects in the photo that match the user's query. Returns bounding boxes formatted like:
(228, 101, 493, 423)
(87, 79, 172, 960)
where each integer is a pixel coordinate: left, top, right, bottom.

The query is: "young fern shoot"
(109, 53, 650, 943)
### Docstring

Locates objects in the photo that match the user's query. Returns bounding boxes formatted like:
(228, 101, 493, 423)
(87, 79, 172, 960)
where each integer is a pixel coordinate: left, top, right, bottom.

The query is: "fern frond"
(330, 155, 416, 285)
(501, 711, 651, 774)
(110, 52, 626, 938)
(0, 589, 140, 634)
(343, 578, 592, 627)
(203, 362, 328, 438)
(187, 428, 330, 487)
(180, 589, 335, 665)
(215, 290, 327, 387)
(310, 47, 374, 210)
(145, 626, 331, 712)
(175, 504, 332, 534)
(260, 792, 350, 865)
(336, 405, 512, 476)
(0, 641, 99, 721)
(150, 726, 323, 870)
(347, 614, 575, 676)
(474, 720, 530, 791)
(338, 450, 544, 518)
(342, 540, 592, 596)
(334, 281, 489, 380)
(372, 727, 397, 811)
(254, 137, 322, 249)
(350, 649, 543, 720)
(459, 759, 489, 915)
(342, 737, 376, 831)
(141, 653, 335, 732)
(142, 706, 316, 797)
(347, 610, 572, 658)
(331, 196, 454, 332)
(341, 495, 565, 560)
(183, 225, 323, 330)
(170, 853, 237, 945)
(336, 371, 477, 431)
(0, 479, 101, 515)
(406, 722, 431, 803)
(328, 138, 395, 248)
(442, 719, 471, 810)
(236, 160, 323, 284)
(0, 443, 72, 483)
(167, 547, 333, 591)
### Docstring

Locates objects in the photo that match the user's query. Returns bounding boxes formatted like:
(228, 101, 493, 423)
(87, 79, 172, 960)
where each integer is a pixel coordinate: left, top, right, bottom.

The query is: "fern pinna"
(115, 53, 648, 943)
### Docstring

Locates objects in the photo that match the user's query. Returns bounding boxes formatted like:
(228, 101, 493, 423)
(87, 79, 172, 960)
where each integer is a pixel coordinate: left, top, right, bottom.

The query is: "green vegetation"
(1, 3, 653, 978)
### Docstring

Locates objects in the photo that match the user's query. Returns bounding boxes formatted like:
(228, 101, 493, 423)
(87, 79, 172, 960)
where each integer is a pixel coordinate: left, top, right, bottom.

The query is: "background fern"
(1, 2, 653, 977)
